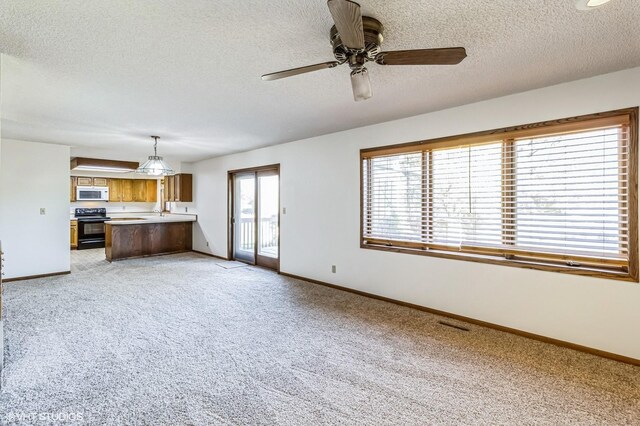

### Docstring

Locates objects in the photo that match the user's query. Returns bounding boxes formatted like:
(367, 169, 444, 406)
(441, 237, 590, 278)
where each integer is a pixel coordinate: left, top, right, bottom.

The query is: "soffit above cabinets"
(71, 157, 139, 173)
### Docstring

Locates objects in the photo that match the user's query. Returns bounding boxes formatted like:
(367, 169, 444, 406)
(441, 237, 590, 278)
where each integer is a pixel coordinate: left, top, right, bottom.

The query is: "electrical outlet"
(282, 207, 287, 215)
(185, 207, 188, 213)
(40, 208, 46, 215)
(206, 241, 209, 247)
(331, 265, 336, 273)
(122, 206, 126, 210)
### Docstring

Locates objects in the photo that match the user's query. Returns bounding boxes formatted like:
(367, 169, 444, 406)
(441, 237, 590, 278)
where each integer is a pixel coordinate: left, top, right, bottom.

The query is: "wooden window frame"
(360, 108, 639, 282)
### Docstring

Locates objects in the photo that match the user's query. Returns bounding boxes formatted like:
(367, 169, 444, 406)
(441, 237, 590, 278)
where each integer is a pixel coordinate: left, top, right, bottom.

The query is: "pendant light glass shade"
(136, 156, 175, 176)
(350, 68, 372, 102)
(135, 136, 175, 176)
(575, 0, 612, 9)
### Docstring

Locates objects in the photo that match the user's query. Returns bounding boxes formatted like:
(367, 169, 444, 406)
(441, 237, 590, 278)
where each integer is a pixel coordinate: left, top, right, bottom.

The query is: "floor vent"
(438, 321, 470, 332)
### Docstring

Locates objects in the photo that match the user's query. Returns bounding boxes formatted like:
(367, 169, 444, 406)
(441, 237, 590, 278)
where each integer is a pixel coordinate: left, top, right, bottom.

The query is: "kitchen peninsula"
(105, 214, 197, 261)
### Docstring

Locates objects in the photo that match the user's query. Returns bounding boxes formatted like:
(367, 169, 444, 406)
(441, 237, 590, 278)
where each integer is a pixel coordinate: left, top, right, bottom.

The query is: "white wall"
(190, 67, 640, 360)
(0, 139, 70, 279)
(1, 53, 4, 371)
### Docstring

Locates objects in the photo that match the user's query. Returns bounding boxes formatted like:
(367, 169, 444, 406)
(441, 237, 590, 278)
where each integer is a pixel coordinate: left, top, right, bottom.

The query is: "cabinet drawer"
(93, 178, 108, 186)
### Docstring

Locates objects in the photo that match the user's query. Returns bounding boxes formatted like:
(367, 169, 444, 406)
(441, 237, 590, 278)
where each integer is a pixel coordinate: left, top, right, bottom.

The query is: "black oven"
(75, 208, 111, 250)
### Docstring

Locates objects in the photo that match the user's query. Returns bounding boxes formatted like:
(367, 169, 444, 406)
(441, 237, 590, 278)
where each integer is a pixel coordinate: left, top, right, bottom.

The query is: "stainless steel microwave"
(76, 186, 109, 201)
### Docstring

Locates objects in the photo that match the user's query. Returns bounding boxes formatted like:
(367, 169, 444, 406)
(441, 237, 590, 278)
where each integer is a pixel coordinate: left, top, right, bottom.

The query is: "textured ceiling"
(0, 0, 639, 162)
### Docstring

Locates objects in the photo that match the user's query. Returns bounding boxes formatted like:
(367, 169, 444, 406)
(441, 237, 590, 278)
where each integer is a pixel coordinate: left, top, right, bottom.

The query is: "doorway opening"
(228, 165, 280, 270)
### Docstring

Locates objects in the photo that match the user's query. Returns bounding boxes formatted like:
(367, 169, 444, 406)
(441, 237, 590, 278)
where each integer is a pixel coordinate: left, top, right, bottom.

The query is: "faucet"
(153, 209, 165, 217)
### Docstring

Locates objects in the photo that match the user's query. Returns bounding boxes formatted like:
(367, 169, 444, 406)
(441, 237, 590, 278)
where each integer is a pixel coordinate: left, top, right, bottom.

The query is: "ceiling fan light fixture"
(261, 0, 467, 102)
(350, 68, 372, 102)
(135, 136, 176, 176)
(575, 0, 613, 10)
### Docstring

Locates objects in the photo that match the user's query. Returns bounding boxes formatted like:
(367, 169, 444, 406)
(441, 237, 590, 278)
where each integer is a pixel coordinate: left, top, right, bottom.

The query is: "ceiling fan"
(261, 0, 467, 102)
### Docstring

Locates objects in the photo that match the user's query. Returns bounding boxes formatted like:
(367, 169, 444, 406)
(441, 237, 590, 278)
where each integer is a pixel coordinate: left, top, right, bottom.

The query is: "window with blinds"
(361, 108, 638, 281)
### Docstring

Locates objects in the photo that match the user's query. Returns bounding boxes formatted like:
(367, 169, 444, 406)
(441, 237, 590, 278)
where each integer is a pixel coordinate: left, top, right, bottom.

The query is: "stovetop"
(75, 208, 110, 220)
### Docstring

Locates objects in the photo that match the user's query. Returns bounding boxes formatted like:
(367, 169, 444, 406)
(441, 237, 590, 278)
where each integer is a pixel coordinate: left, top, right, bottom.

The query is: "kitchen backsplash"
(169, 201, 197, 215)
(70, 201, 160, 215)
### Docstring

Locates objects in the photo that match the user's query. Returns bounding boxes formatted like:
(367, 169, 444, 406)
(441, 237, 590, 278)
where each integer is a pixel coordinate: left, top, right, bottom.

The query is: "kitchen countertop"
(105, 214, 197, 225)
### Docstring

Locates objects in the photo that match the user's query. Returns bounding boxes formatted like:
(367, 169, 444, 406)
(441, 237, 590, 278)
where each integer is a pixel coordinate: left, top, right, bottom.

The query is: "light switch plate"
(40, 208, 46, 215)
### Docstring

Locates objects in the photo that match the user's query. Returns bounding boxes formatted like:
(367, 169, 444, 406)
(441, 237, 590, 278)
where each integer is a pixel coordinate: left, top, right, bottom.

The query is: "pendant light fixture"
(136, 136, 175, 176)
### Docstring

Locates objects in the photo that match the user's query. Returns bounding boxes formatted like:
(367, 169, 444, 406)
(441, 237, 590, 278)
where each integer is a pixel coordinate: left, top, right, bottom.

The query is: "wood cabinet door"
(146, 180, 158, 202)
(121, 179, 134, 202)
(178, 174, 193, 202)
(70, 222, 78, 248)
(174, 175, 181, 201)
(70, 177, 77, 202)
(77, 177, 93, 186)
(161, 178, 168, 203)
(166, 175, 175, 202)
(108, 179, 122, 202)
(93, 177, 108, 186)
(132, 180, 146, 202)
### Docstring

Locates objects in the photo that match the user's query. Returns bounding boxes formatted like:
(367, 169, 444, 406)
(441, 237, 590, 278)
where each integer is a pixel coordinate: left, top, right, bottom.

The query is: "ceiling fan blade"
(350, 68, 372, 102)
(327, 0, 365, 50)
(261, 61, 340, 81)
(377, 48, 467, 65)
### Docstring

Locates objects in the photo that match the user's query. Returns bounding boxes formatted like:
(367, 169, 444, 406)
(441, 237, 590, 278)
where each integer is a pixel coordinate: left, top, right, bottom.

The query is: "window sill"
(361, 242, 638, 283)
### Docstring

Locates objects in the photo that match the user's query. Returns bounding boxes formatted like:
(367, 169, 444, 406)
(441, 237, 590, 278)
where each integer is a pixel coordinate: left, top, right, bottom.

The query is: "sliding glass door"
(232, 173, 256, 263)
(230, 166, 279, 270)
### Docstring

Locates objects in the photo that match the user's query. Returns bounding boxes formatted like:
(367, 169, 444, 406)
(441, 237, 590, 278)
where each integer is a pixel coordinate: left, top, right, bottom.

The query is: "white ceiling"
(1, 0, 639, 162)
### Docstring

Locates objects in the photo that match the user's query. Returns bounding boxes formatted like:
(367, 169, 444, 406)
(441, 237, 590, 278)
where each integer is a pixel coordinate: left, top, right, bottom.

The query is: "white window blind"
(364, 153, 423, 242)
(512, 127, 626, 260)
(431, 142, 503, 247)
(362, 111, 636, 277)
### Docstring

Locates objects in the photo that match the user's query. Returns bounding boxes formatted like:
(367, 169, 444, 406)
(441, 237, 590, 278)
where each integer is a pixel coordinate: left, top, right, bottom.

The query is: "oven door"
(77, 219, 106, 249)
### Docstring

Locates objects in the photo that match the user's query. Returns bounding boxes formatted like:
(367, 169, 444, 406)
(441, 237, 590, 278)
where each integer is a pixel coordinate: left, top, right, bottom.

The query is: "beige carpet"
(1, 251, 639, 425)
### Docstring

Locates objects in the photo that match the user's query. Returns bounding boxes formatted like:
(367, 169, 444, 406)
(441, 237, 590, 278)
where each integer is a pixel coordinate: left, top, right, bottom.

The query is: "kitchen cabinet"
(175, 174, 192, 202)
(70, 177, 77, 202)
(108, 179, 122, 202)
(77, 177, 107, 186)
(70, 220, 78, 249)
(121, 179, 134, 202)
(145, 180, 158, 202)
(164, 174, 193, 202)
(132, 180, 147, 202)
(163, 176, 173, 203)
(76, 177, 93, 186)
(106, 221, 193, 261)
(72, 177, 158, 203)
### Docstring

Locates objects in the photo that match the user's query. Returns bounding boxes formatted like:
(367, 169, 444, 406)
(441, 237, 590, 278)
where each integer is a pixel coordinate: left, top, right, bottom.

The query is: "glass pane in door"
(233, 174, 255, 263)
(83, 222, 105, 236)
(258, 173, 279, 259)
